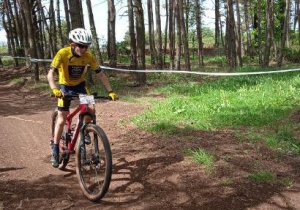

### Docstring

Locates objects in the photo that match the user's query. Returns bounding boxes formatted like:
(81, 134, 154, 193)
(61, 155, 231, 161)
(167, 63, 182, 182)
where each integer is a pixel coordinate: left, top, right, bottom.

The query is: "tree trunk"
(107, 0, 117, 67)
(36, 8, 47, 70)
(18, 0, 39, 81)
(244, 0, 254, 58)
(263, 0, 273, 67)
(184, 0, 190, 37)
(178, 0, 190, 70)
(215, 0, 220, 48)
(174, 1, 181, 70)
(13, 0, 23, 54)
(36, 0, 55, 56)
(10, 0, 21, 56)
(127, 0, 137, 70)
(16, 3, 30, 66)
(278, 0, 291, 67)
(163, 0, 168, 67)
(235, 0, 243, 67)
(169, 0, 175, 69)
(32, 0, 44, 63)
(3, 0, 19, 66)
(255, 0, 263, 66)
(147, 0, 156, 65)
(49, 0, 57, 55)
(56, 0, 64, 47)
(154, 0, 163, 69)
(226, 0, 237, 69)
(86, 0, 103, 65)
(194, 0, 204, 66)
(63, 0, 71, 33)
(133, 0, 146, 85)
(297, 0, 300, 50)
(68, 0, 84, 28)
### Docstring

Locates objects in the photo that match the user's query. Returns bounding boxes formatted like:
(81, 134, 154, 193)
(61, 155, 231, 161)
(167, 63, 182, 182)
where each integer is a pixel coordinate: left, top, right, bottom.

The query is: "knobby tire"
(75, 123, 112, 201)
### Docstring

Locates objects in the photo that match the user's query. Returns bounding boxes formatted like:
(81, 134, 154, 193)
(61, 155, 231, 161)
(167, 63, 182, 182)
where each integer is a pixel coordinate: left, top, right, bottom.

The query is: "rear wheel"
(50, 109, 70, 170)
(75, 124, 112, 201)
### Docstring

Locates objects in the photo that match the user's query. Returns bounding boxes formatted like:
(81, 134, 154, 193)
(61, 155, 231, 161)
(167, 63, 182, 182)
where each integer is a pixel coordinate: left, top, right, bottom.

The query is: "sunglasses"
(76, 44, 89, 49)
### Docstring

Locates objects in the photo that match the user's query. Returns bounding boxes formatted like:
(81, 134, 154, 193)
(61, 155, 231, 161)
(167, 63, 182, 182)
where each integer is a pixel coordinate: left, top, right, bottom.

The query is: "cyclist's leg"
(83, 86, 96, 145)
(53, 110, 68, 144)
(51, 95, 70, 168)
(83, 84, 95, 123)
(82, 104, 96, 145)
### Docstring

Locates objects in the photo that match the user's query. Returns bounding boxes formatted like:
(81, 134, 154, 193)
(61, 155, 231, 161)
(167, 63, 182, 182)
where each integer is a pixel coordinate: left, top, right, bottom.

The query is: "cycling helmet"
(69, 28, 92, 46)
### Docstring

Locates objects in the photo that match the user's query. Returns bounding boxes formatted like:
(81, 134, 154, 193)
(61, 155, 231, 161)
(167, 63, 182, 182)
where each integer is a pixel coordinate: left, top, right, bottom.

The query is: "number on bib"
(79, 94, 95, 104)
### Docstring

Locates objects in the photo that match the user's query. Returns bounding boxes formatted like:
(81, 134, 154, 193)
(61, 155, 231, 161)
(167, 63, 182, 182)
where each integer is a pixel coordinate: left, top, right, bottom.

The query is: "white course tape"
(2, 55, 300, 76)
(100, 66, 300, 76)
(1, 56, 28, 59)
(31, 58, 52, 62)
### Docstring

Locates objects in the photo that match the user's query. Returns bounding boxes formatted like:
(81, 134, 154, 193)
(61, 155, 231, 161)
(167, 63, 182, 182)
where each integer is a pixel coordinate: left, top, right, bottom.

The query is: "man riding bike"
(47, 28, 118, 168)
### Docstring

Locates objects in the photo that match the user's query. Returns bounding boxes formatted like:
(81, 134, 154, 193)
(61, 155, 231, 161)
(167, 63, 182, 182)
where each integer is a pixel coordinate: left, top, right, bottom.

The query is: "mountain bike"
(50, 93, 112, 201)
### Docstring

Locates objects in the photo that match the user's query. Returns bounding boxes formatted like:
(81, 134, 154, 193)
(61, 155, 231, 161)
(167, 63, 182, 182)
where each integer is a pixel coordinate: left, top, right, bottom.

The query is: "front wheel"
(75, 124, 112, 201)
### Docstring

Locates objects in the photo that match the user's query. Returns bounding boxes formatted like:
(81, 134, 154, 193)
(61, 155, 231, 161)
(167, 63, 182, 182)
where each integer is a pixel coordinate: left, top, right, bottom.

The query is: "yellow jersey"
(50, 46, 99, 86)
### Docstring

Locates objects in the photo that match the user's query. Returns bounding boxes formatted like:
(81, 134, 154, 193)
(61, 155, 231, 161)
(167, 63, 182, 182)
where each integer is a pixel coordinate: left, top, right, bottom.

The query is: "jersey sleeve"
(50, 50, 63, 69)
(89, 53, 100, 71)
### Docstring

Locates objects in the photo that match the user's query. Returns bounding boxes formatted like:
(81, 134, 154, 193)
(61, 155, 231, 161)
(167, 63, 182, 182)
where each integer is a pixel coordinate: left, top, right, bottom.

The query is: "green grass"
(131, 69, 300, 155)
(11, 77, 25, 84)
(204, 55, 226, 64)
(2, 57, 17, 66)
(134, 72, 300, 128)
(248, 171, 275, 183)
(247, 125, 300, 155)
(185, 148, 215, 168)
(0, 56, 26, 67)
(0, 45, 8, 54)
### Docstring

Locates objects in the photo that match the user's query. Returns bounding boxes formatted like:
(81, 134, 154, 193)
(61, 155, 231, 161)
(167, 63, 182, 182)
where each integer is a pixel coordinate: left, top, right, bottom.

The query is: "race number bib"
(79, 94, 95, 104)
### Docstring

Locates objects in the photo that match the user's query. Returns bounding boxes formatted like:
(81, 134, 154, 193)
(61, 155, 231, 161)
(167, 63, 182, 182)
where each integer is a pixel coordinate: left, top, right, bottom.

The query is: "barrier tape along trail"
(2, 55, 300, 77)
(100, 66, 300, 76)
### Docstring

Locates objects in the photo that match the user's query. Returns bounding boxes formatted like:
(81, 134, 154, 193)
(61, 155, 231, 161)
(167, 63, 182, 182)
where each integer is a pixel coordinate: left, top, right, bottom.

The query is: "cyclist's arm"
(47, 68, 58, 90)
(95, 68, 113, 93)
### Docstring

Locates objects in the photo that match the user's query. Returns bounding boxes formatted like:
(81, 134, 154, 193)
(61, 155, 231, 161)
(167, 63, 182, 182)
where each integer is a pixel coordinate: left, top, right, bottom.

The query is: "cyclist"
(47, 28, 118, 168)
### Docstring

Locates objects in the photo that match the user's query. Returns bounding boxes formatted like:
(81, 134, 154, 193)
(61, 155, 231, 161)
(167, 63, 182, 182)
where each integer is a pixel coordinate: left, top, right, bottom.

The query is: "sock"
(52, 144, 59, 154)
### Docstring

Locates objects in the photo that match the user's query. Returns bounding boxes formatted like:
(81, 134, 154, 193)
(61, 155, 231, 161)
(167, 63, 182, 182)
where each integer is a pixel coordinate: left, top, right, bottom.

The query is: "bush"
(284, 48, 300, 62)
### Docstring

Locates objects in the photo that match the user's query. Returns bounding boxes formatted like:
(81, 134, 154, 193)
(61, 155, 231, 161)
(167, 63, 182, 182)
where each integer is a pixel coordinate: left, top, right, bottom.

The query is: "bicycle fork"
(79, 120, 101, 167)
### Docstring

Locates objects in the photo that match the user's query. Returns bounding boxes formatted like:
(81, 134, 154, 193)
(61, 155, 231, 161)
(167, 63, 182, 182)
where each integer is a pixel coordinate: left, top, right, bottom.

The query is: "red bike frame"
(63, 103, 92, 153)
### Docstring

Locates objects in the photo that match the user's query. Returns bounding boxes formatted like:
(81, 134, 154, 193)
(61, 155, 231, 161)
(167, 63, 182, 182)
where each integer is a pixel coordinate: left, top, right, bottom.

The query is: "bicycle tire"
(75, 123, 112, 201)
(50, 109, 70, 170)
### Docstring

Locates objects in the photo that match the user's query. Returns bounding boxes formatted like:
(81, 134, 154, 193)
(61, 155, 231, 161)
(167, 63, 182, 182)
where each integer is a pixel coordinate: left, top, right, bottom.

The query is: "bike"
(50, 93, 112, 201)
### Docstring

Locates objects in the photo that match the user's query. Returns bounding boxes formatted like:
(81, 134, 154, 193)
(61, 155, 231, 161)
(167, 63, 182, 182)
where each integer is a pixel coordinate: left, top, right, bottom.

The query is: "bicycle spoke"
(75, 124, 112, 201)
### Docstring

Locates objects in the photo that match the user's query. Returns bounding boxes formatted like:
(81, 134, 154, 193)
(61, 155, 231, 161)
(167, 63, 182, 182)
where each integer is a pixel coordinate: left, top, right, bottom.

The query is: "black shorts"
(57, 82, 90, 111)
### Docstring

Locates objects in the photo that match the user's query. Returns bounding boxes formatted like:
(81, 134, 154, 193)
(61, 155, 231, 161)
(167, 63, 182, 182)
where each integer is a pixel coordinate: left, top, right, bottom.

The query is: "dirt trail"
(1, 68, 300, 210)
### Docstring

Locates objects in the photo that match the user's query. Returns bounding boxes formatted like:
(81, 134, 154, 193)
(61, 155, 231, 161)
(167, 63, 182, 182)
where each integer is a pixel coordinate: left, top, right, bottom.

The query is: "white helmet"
(69, 28, 92, 45)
